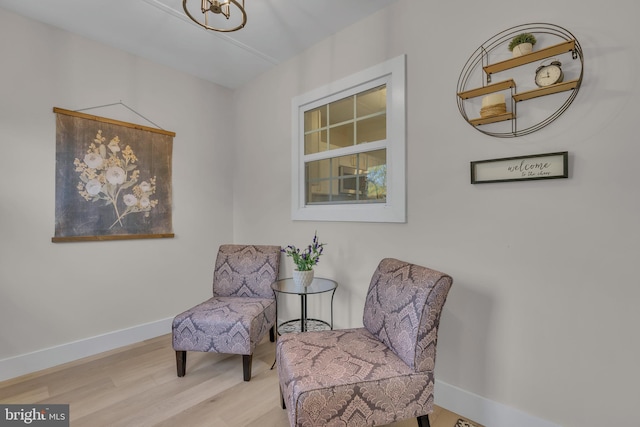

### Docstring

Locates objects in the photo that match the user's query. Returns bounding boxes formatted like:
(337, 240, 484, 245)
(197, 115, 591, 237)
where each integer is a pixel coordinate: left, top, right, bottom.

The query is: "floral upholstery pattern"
(212, 245, 281, 299)
(277, 258, 452, 427)
(363, 258, 452, 372)
(173, 296, 276, 354)
(172, 245, 280, 356)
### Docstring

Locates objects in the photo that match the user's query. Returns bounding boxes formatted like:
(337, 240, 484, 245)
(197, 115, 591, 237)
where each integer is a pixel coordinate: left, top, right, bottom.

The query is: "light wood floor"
(0, 334, 481, 427)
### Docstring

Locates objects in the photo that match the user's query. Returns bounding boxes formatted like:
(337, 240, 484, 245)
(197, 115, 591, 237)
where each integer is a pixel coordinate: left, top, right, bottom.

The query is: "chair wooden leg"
(417, 414, 431, 427)
(280, 387, 286, 409)
(269, 325, 276, 342)
(243, 354, 252, 381)
(176, 351, 186, 377)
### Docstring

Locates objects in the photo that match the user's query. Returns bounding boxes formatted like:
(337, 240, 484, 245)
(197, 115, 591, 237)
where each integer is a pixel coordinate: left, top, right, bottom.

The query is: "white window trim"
(291, 54, 406, 223)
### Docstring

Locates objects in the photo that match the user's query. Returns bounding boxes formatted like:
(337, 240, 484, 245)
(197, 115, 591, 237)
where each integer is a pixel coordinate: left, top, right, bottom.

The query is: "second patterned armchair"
(276, 258, 453, 427)
(172, 244, 281, 381)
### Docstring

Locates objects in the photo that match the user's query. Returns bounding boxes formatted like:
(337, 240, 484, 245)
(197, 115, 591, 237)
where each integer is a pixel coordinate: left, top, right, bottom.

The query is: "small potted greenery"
(282, 231, 326, 287)
(508, 32, 537, 57)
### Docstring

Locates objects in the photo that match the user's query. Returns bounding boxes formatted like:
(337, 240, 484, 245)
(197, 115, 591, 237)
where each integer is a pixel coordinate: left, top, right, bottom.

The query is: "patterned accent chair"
(276, 258, 452, 427)
(172, 244, 281, 381)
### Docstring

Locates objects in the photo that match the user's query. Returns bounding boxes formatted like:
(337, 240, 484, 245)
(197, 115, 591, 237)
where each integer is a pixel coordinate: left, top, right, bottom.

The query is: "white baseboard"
(435, 380, 560, 427)
(1, 322, 558, 427)
(0, 317, 173, 382)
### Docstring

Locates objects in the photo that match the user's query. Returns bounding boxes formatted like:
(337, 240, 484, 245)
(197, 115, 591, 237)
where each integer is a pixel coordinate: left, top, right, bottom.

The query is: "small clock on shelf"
(535, 60, 564, 87)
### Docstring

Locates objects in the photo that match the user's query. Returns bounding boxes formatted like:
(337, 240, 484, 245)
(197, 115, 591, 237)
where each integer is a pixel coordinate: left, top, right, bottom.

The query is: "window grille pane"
(364, 149, 387, 201)
(357, 86, 386, 118)
(305, 150, 386, 204)
(328, 122, 354, 149)
(304, 107, 326, 132)
(305, 158, 331, 203)
(329, 96, 353, 125)
(305, 84, 387, 155)
(356, 114, 386, 144)
(304, 129, 327, 154)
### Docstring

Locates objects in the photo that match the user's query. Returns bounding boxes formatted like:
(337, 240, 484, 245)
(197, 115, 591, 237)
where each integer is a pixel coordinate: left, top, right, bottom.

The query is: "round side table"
(271, 277, 338, 334)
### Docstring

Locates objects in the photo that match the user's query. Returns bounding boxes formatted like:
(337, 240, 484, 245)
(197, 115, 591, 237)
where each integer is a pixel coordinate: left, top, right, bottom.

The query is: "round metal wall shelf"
(456, 23, 584, 138)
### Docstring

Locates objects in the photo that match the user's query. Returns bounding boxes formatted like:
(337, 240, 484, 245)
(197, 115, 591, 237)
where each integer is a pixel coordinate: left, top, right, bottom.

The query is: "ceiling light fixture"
(183, 0, 246, 32)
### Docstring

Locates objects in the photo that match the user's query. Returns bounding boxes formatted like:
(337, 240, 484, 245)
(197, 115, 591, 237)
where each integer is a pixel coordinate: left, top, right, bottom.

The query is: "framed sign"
(52, 108, 175, 242)
(471, 151, 568, 184)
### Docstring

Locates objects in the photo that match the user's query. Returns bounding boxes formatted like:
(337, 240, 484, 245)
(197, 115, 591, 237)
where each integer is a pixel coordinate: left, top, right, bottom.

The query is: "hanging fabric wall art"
(52, 107, 175, 242)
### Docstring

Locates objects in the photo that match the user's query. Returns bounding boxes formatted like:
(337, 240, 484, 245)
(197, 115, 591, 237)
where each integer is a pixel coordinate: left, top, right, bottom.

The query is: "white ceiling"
(0, 0, 398, 89)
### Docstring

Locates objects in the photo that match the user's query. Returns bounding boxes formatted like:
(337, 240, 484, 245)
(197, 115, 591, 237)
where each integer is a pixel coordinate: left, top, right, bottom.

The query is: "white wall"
(0, 9, 235, 360)
(232, 1, 640, 426)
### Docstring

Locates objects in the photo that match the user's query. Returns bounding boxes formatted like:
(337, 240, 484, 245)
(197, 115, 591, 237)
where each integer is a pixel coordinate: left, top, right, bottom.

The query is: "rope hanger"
(74, 100, 165, 130)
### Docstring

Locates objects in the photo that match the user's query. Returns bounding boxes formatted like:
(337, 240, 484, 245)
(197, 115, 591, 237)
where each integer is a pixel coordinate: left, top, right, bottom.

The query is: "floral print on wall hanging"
(53, 108, 175, 242)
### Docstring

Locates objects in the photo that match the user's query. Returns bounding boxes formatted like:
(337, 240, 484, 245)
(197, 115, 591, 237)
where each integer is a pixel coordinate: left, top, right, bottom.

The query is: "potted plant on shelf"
(508, 32, 537, 57)
(282, 231, 326, 288)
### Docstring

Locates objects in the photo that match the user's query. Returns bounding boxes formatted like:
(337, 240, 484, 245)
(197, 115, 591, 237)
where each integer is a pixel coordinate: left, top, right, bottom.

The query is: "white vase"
(512, 42, 533, 57)
(293, 269, 314, 288)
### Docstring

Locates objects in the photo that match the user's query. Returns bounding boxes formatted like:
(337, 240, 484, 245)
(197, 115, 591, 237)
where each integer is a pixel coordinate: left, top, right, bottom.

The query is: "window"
(291, 55, 406, 222)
